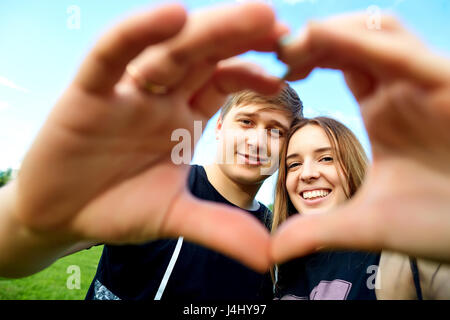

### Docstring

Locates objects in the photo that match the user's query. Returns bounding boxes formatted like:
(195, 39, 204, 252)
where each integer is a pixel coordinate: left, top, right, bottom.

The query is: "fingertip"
(148, 2, 187, 16)
(278, 34, 297, 48)
(270, 214, 324, 264)
(268, 231, 281, 264)
(165, 191, 273, 273)
(240, 1, 275, 23)
(280, 67, 291, 81)
(270, 230, 290, 265)
(249, 244, 272, 274)
(230, 1, 275, 37)
(276, 22, 291, 38)
(143, 2, 187, 36)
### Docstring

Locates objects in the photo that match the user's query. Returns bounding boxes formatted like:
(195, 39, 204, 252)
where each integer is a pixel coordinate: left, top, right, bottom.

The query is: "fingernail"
(277, 35, 296, 62)
(279, 34, 296, 47)
(281, 67, 292, 81)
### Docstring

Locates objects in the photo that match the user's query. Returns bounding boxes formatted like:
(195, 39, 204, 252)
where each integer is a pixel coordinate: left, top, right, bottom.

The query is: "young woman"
(272, 116, 450, 300)
(271, 117, 380, 300)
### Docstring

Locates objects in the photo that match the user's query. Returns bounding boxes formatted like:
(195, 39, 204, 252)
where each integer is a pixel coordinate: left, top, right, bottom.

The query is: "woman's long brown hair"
(270, 117, 369, 283)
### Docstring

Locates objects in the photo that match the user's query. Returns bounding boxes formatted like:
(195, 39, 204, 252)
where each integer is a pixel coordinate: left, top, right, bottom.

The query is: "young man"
(86, 86, 303, 300)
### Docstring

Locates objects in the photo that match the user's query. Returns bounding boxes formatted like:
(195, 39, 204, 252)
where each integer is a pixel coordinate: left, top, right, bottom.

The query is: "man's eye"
(269, 129, 283, 138)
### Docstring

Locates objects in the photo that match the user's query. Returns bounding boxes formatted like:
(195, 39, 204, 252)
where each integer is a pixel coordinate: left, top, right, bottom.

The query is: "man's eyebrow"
(234, 112, 288, 131)
(234, 112, 256, 118)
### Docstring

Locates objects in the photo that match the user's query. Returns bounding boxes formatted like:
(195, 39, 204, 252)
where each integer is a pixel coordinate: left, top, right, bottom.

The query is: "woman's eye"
(239, 119, 252, 126)
(320, 156, 334, 162)
(287, 162, 301, 169)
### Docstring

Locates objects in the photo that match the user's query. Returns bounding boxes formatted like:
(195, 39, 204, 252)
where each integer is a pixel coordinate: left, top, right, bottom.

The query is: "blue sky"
(1, 0, 449, 205)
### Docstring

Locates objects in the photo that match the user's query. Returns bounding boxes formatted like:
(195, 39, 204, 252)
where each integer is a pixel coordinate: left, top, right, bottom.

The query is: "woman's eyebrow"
(315, 147, 332, 153)
(286, 147, 331, 161)
(286, 153, 298, 161)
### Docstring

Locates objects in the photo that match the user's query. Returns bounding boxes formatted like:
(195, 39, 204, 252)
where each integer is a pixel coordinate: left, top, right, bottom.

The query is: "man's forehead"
(231, 103, 292, 121)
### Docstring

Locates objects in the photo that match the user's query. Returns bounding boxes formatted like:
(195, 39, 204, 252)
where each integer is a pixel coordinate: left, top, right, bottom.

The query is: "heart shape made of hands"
(11, 3, 450, 278)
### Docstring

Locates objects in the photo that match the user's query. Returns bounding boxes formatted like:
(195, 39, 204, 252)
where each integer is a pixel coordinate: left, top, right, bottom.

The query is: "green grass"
(0, 245, 103, 300)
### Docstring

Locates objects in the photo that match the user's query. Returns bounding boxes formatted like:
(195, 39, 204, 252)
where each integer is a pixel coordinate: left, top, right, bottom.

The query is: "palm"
(355, 79, 450, 260)
(21, 84, 202, 242)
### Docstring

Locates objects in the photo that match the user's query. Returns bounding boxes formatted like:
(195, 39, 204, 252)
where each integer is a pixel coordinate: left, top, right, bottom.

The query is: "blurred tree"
(0, 168, 13, 188)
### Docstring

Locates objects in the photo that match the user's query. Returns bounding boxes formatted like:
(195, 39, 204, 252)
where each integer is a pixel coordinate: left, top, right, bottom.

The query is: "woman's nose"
(300, 161, 320, 183)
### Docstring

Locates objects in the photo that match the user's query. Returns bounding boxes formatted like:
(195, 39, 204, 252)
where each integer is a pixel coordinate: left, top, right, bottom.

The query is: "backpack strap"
(409, 257, 423, 300)
(154, 236, 184, 300)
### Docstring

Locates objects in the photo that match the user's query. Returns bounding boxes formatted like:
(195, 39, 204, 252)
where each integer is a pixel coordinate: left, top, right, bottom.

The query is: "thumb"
(270, 200, 382, 264)
(160, 190, 271, 273)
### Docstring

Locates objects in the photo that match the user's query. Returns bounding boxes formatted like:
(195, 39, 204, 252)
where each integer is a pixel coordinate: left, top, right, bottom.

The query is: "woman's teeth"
(302, 189, 330, 200)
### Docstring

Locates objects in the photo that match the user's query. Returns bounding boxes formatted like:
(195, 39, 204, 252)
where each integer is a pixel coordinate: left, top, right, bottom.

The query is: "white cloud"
(0, 101, 11, 111)
(235, 0, 317, 4)
(235, 0, 273, 4)
(0, 144, 25, 171)
(0, 76, 30, 93)
(283, 0, 317, 4)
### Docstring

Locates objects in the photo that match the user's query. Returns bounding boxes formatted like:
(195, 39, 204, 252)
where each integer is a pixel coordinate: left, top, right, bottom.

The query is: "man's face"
(216, 103, 292, 185)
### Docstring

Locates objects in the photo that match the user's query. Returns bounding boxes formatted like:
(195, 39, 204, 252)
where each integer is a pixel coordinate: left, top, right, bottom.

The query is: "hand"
(272, 14, 450, 264)
(14, 3, 287, 273)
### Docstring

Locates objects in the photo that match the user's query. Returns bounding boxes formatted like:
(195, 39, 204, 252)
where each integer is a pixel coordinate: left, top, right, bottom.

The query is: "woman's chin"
(293, 202, 334, 216)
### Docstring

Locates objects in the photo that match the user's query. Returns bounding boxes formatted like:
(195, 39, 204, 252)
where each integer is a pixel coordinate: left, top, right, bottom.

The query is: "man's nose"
(245, 129, 267, 154)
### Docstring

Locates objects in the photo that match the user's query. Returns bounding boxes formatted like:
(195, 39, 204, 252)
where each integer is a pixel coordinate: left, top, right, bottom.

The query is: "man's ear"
(216, 116, 223, 140)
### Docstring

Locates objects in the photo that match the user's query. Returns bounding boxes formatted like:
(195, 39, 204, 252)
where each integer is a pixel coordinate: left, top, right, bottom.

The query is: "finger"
(271, 184, 450, 265)
(429, 86, 450, 121)
(278, 13, 405, 64)
(74, 4, 187, 94)
(270, 197, 383, 264)
(361, 82, 450, 167)
(249, 21, 291, 52)
(129, 2, 278, 89)
(343, 68, 376, 101)
(279, 14, 447, 89)
(186, 60, 284, 118)
(170, 19, 289, 96)
(271, 211, 348, 264)
(161, 191, 271, 273)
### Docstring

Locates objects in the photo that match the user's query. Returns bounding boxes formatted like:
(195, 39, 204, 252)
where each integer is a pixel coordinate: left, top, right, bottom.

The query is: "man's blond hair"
(220, 84, 303, 120)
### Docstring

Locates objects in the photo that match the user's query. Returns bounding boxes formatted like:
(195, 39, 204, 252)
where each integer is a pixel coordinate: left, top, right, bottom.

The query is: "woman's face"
(285, 124, 349, 215)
